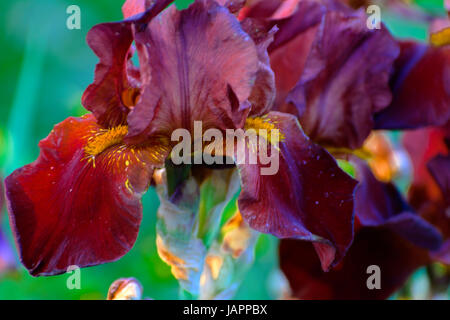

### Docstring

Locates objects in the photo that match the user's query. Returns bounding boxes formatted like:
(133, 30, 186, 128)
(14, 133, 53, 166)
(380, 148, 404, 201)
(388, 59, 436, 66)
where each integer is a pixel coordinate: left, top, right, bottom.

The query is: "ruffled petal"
(82, 0, 173, 127)
(240, 19, 277, 116)
(126, 0, 259, 141)
(237, 112, 357, 271)
(374, 42, 450, 130)
(428, 154, 450, 202)
(427, 153, 450, 264)
(5, 115, 168, 276)
(354, 161, 442, 250)
(267, 0, 325, 108)
(287, 10, 399, 149)
(279, 228, 430, 300)
(279, 153, 444, 299)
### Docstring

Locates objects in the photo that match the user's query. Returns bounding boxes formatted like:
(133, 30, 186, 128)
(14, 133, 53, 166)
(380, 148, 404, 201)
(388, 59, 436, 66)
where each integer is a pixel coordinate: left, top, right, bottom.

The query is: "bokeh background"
(0, 0, 446, 299)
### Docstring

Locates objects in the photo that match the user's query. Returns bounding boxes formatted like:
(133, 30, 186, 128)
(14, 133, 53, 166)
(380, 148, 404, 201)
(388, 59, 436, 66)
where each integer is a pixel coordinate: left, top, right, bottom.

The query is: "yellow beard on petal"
(84, 125, 129, 157)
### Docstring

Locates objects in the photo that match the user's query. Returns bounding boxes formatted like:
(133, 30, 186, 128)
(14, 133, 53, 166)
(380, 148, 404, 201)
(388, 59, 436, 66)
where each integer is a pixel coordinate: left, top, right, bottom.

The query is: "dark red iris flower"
(241, 0, 450, 150)
(240, 0, 400, 150)
(235, 0, 448, 299)
(5, 0, 356, 276)
(280, 160, 443, 300)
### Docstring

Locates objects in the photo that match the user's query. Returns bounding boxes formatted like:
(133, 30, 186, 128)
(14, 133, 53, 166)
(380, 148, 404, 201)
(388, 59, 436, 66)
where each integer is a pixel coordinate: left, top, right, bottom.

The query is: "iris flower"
(5, 0, 356, 276)
(279, 130, 449, 299)
(239, 0, 448, 299)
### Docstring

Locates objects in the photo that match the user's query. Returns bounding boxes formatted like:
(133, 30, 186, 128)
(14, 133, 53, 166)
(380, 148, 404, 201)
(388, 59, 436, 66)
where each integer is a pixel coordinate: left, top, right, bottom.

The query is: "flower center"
(84, 125, 129, 157)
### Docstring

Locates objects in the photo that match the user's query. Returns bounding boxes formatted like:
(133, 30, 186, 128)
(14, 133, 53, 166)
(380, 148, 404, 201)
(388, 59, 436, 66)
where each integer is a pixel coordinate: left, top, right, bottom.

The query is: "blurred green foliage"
(0, 0, 446, 300)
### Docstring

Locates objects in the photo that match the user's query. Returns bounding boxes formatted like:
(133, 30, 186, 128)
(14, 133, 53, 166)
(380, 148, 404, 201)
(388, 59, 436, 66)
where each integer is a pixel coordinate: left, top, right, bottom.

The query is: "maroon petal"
(237, 112, 357, 271)
(250, 0, 326, 109)
(374, 42, 450, 130)
(244, 0, 354, 112)
(126, 0, 259, 141)
(287, 10, 399, 149)
(427, 153, 450, 264)
(240, 19, 277, 116)
(354, 161, 442, 250)
(279, 228, 430, 300)
(82, 0, 173, 127)
(5, 115, 168, 276)
(428, 154, 450, 203)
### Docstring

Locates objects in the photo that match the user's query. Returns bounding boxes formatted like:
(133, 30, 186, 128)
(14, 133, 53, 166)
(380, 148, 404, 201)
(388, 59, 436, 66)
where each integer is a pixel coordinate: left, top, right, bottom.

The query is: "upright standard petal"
(374, 42, 450, 130)
(82, 0, 173, 127)
(287, 10, 399, 149)
(5, 115, 169, 276)
(126, 0, 259, 141)
(239, 0, 332, 111)
(237, 112, 357, 271)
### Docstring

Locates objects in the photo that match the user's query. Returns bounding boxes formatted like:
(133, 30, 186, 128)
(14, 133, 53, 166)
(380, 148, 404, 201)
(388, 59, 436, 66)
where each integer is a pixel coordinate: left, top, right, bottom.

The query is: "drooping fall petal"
(237, 112, 357, 271)
(5, 115, 168, 276)
(126, 0, 260, 141)
(426, 148, 450, 264)
(279, 228, 430, 300)
(374, 42, 450, 130)
(82, 0, 173, 127)
(279, 159, 443, 300)
(354, 161, 442, 251)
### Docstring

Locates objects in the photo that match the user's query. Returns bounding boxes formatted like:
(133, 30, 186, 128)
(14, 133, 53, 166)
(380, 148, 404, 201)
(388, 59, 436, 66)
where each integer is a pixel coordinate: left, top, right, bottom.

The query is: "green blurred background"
(0, 0, 446, 299)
